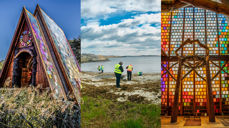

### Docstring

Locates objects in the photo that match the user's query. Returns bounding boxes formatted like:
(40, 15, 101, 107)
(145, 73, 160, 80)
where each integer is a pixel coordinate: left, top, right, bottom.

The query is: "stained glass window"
(161, 6, 229, 115)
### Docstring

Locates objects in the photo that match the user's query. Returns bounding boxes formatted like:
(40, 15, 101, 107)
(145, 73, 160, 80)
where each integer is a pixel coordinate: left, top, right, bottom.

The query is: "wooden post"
(205, 54, 216, 122)
(171, 58, 183, 123)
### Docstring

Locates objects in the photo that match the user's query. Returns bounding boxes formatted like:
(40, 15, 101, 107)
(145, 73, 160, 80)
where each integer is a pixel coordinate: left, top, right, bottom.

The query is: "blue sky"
(0, 0, 80, 60)
(81, 0, 161, 56)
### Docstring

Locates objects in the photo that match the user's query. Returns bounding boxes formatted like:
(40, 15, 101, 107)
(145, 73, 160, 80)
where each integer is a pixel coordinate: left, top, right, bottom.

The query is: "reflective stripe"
(114, 64, 122, 74)
(127, 65, 133, 71)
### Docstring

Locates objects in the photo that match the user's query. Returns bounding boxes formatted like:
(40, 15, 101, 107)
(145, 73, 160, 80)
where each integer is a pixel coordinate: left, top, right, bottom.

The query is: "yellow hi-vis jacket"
(127, 65, 133, 71)
(101, 65, 104, 70)
(114, 64, 122, 74)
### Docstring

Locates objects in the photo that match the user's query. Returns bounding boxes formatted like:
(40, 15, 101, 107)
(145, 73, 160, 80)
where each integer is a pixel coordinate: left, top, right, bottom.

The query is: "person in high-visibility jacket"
(126, 64, 133, 80)
(100, 65, 104, 73)
(114, 62, 124, 88)
(97, 65, 101, 72)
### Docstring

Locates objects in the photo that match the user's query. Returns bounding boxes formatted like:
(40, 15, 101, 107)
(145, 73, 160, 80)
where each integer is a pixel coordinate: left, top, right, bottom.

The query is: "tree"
(69, 37, 81, 67)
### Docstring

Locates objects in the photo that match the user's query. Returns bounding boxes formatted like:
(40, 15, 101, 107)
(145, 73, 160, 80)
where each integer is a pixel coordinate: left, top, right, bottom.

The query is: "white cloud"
(81, 13, 161, 56)
(82, 0, 161, 18)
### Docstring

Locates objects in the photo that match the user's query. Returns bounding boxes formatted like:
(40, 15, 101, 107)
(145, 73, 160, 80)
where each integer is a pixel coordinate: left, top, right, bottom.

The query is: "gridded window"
(206, 10, 218, 55)
(183, 7, 194, 56)
(195, 67, 207, 114)
(221, 61, 229, 113)
(182, 69, 194, 114)
(161, 12, 171, 55)
(161, 6, 229, 115)
(218, 14, 229, 55)
(161, 61, 168, 114)
(170, 8, 184, 56)
(210, 62, 220, 113)
(194, 8, 206, 55)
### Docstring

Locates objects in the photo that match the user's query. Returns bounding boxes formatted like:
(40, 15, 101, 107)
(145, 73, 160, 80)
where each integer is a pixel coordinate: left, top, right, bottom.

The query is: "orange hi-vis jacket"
(127, 65, 133, 71)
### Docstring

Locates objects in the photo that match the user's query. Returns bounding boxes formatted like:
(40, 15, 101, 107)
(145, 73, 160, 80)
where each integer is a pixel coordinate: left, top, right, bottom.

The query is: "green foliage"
(0, 60, 4, 71)
(69, 38, 81, 65)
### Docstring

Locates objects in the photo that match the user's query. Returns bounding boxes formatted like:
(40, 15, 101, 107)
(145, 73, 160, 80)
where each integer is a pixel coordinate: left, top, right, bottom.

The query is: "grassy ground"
(0, 88, 79, 128)
(81, 72, 161, 128)
(81, 96, 160, 128)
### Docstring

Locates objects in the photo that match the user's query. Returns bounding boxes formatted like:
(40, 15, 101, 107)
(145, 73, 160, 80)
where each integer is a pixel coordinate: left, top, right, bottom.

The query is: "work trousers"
(127, 71, 132, 80)
(115, 73, 121, 88)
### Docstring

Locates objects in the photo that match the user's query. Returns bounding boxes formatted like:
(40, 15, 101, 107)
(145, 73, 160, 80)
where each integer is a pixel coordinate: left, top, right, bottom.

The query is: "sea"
(81, 56, 160, 74)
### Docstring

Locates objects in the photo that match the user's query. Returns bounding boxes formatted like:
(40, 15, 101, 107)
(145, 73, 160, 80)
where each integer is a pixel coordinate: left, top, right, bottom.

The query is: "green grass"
(110, 119, 143, 128)
(81, 96, 160, 128)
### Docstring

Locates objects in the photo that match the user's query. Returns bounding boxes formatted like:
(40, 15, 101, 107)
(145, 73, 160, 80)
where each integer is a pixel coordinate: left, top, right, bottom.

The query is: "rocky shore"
(81, 71, 161, 104)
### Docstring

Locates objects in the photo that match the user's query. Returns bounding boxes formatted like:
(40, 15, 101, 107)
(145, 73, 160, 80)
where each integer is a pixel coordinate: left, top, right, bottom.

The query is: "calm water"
(81, 56, 160, 74)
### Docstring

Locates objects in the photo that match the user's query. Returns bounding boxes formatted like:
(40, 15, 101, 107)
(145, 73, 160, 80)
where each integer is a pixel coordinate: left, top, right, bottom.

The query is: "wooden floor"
(161, 116, 229, 128)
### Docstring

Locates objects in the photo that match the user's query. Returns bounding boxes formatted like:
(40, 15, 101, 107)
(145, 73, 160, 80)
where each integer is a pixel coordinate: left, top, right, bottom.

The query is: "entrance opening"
(17, 52, 33, 87)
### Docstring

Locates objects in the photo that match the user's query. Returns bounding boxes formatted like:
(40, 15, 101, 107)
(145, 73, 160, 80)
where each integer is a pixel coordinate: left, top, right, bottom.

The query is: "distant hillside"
(81, 54, 159, 63)
(81, 54, 118, 63)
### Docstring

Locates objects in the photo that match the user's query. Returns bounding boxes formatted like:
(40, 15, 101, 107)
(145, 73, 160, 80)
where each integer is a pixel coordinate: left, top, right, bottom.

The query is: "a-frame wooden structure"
(0, 5, 81, 105)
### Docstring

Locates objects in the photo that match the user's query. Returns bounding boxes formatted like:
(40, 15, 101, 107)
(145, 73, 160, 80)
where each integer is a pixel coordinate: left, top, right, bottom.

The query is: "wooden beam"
(181, 0, 229, 16)
(162, 55, 229, 61)
(206, 57, 215, 122)
(161, 64, 177, 81)
(171, 59, 183, 123)
(162, 0, 229, 17)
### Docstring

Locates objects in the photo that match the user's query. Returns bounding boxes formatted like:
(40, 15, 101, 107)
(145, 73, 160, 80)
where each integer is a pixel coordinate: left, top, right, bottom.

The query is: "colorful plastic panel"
(221, 61, 229, 113)
(194, 8, 206, 55)
(26, 10, 66, 99)
(183, 7, 194, 56)
(169, 62, 178, 107)
(161, 61, 168, 113)
(206, 10, 219, 55)
(161, 12, 171, 55)
(41, 10, 81, 104)
(170, 8, 184, 56)
(218, 14, 229, 55)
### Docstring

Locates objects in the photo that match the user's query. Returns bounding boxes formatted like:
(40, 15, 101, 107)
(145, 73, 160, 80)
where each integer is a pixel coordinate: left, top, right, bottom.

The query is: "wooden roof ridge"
(0, 7, 28, 85)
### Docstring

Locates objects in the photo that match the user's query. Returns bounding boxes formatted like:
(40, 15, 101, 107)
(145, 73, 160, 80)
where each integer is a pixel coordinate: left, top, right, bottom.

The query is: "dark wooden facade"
(0, 8, 48, 89)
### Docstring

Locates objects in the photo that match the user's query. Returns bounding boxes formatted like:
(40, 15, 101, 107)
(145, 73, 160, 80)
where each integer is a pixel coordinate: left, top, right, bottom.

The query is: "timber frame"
(161, 5, 229, 123)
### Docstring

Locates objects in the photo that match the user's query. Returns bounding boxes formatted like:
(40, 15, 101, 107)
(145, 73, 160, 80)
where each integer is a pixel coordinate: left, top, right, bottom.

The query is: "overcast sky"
(81, 0, 161, 56)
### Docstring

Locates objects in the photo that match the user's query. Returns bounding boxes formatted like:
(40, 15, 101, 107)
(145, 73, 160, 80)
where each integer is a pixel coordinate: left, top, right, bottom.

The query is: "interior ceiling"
(162, 0, 229, 16)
